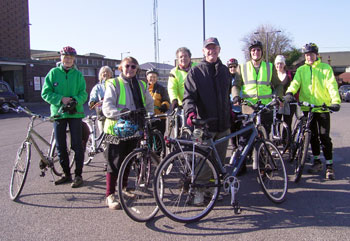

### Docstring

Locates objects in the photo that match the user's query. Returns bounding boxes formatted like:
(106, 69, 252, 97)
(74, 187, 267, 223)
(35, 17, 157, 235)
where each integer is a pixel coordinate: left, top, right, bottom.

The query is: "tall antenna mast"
(153, 0, 159, 66)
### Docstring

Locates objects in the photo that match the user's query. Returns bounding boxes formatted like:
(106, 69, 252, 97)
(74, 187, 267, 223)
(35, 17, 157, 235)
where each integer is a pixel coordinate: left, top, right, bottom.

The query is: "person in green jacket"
(284, 43, 341, 180)
(41, 46, 88, 187)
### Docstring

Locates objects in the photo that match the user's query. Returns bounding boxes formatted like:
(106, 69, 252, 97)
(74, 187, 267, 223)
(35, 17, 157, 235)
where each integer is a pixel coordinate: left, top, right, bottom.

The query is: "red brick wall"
(0, 0, 30, 59)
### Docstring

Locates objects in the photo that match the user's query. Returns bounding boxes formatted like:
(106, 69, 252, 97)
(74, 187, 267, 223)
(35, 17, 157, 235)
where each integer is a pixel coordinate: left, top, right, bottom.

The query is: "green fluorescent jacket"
(41, 64, 88, 119)
(286, 59, 341, 112)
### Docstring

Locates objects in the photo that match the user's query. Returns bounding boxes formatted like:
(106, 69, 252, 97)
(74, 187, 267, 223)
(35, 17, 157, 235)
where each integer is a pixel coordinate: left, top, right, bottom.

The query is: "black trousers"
(306, 112, 333, 160)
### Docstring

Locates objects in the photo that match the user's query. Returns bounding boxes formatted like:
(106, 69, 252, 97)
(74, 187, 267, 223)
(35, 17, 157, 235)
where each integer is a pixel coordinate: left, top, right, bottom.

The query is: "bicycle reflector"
(113, 119, 139, 138)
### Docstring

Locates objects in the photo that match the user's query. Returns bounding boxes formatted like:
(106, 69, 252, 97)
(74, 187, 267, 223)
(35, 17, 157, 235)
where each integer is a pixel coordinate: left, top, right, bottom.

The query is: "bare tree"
(241, 24, 296, 64)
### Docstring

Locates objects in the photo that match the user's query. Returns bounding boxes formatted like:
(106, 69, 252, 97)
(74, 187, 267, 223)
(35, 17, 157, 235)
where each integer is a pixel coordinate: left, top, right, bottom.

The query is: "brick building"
(0, 0, 121, 102)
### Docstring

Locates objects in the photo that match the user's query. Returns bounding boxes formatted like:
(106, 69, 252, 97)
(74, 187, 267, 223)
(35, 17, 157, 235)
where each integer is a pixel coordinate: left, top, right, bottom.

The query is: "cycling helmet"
(249, 40, 263, 52)
(113, 118, 139, 138)
(146, 68, 159, 76)
(302, 43, 318, 54)
(227, 58, 238, 67)
(60, 46, 77, 56)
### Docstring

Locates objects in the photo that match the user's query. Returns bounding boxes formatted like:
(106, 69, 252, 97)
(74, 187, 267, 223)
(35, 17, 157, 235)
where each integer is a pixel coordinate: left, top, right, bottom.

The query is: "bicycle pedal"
(40, 171, 45, 177)
(39, 160, 47, 170)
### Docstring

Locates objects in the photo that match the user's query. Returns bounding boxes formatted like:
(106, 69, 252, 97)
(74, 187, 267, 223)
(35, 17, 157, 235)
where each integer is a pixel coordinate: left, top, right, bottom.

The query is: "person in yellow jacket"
(284, 43, 341, 180)
(167, 47, 197, 110)
(102, 56, 154, 210)
(146, 68, 170, 135)
(231, 40, 282, 175)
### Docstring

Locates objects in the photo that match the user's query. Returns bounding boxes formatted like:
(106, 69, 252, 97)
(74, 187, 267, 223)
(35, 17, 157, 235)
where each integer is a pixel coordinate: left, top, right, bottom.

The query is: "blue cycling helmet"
(113, 119, 139, 138)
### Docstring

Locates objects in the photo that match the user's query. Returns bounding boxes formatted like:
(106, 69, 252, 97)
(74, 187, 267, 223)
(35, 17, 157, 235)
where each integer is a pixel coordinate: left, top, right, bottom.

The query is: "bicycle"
(284, 101, 331, 183)
(112, 109, 166, 222)
(8, 103, 70, 201)
(81, 114, 107, 165)
(269, 96, 290, 153)
(153, 99, 288, 223)
(165, 106, 192, 152)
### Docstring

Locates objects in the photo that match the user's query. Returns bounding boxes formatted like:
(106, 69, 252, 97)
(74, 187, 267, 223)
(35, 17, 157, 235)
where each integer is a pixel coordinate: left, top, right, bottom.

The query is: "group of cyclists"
(41, 37, 341, 210)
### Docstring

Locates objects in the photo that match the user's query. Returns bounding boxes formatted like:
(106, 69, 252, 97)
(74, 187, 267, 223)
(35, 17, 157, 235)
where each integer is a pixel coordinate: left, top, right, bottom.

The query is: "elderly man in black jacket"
(183, 37, 232, 204)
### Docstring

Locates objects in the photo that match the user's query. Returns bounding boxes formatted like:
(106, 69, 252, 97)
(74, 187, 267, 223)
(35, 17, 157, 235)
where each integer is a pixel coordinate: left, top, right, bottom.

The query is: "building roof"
(140, 62, 174, 70)
(339, 72, 350, 83)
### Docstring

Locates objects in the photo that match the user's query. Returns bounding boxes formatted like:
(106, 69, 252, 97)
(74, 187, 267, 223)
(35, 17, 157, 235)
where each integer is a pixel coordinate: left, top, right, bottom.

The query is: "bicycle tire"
(83, 134, 94, 165)
(294, 131, 311, 183)
(9, 142, 31, 201)
(253, 140, 288, 203)
(153, 148, 220, 223)
(150, 129, 166, 160)
(285, 120, 303, 162)
(118, 150, 160, 222)
(257, 125, 268, 139)
(50, 130, 73, 176)
(272, 121, 290, 153)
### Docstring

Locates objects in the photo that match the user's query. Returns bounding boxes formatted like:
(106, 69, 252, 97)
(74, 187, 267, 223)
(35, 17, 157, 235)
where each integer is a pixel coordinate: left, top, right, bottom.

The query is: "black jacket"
(183, 58, 232, 132)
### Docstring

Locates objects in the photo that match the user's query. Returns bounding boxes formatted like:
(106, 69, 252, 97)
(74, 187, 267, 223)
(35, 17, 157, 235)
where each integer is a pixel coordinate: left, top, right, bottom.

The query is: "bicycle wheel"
(272, 121, 290, 153)
(84, 134, 94, 165)
(118, 150, 160, 222)
(154, 148, 220, 223)
(150, 129, 166, 159)
(293, 132, 311, 183)
(9, 142, 31, 201)
(254, 140, 288, 203)
(50, 130, 73, 176)
(258, 125, 268, 139)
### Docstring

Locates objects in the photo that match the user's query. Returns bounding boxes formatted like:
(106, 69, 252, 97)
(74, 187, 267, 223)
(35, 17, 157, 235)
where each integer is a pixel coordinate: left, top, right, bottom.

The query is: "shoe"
(54, 175, 72, 185)
(122, 188, 136, 198)
(326, 167, 335, 180)
(71, 176, 83, 188)
(307, 160, 323, 174)
(106, 194, 121, 210)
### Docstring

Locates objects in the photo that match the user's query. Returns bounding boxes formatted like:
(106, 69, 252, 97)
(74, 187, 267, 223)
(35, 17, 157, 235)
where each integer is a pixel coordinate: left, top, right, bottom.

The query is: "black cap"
(203, 37, 220, 48)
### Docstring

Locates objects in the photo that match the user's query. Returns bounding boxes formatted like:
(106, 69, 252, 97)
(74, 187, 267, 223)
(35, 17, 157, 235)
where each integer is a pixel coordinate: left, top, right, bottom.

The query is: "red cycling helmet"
(60, 46, 77, 56)
(227, 58, 238, 67)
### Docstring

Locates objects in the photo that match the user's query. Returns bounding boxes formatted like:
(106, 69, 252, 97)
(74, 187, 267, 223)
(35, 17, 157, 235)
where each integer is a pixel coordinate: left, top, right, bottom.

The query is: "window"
(80, 67, 95, 76)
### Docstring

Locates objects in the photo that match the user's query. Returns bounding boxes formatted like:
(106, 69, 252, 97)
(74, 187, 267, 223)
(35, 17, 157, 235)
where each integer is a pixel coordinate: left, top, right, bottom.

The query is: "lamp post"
(203, 0, 206, 41)
(254, 30, 281, 62)
(120, 51, 130, 60)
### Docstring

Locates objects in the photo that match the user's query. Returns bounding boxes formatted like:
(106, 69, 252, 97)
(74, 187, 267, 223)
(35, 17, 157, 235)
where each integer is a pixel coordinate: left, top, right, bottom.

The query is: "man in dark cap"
(183, 37, 232, 205)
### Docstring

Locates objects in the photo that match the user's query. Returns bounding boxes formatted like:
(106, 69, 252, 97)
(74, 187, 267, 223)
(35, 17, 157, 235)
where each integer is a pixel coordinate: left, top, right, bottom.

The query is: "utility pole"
(153, 0, 160, 67)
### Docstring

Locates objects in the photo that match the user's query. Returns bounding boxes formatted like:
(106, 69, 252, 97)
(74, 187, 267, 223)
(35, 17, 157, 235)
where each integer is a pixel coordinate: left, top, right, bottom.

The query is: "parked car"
(0, 80, 19, 113)
(339, 85, 350, 102)
(344, 90, 350, 102)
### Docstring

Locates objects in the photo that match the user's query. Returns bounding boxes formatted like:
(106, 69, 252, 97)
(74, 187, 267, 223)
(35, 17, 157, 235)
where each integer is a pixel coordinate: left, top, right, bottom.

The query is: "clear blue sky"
(29, 0, 349, 66)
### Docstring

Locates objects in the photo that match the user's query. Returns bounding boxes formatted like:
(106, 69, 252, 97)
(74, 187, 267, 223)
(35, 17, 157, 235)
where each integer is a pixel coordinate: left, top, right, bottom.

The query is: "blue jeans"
(54, 118, 84, 177)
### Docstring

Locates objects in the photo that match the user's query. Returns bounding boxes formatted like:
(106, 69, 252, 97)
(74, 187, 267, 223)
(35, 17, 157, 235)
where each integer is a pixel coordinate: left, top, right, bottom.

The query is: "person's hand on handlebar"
(232, 96, 241, 106)
(283, 92, 295, 103)
(329, 104, 340, 112)
(186, 112, 197, 127)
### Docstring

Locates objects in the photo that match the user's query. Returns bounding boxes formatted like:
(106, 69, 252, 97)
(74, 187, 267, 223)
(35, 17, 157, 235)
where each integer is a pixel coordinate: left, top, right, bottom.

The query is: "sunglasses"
(125, 64, 137, 69)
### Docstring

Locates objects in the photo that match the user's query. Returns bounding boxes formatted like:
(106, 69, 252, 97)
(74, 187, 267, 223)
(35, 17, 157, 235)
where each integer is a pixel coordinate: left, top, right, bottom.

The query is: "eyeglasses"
(125, 64, 137, 69)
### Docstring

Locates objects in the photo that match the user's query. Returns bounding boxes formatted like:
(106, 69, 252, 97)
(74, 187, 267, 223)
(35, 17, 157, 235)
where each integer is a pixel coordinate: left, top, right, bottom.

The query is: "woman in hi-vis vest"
(102, 56, 153, 210)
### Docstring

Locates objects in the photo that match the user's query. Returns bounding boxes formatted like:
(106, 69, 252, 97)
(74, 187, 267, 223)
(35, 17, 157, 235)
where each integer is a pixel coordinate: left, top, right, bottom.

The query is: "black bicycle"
(114, 109, 166, 222)
(153, 99, 287, 223)
(285, 102, 333, 183)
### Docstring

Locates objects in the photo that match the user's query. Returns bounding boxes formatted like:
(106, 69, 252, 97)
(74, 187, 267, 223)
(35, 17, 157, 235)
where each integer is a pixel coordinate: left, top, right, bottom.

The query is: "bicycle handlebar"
(6, 102, 53, 122)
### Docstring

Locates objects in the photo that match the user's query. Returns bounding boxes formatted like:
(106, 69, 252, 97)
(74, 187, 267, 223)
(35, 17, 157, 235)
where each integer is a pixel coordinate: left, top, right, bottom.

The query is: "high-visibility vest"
(104, 77, 146, 135)
(241, 61, 273, 105)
